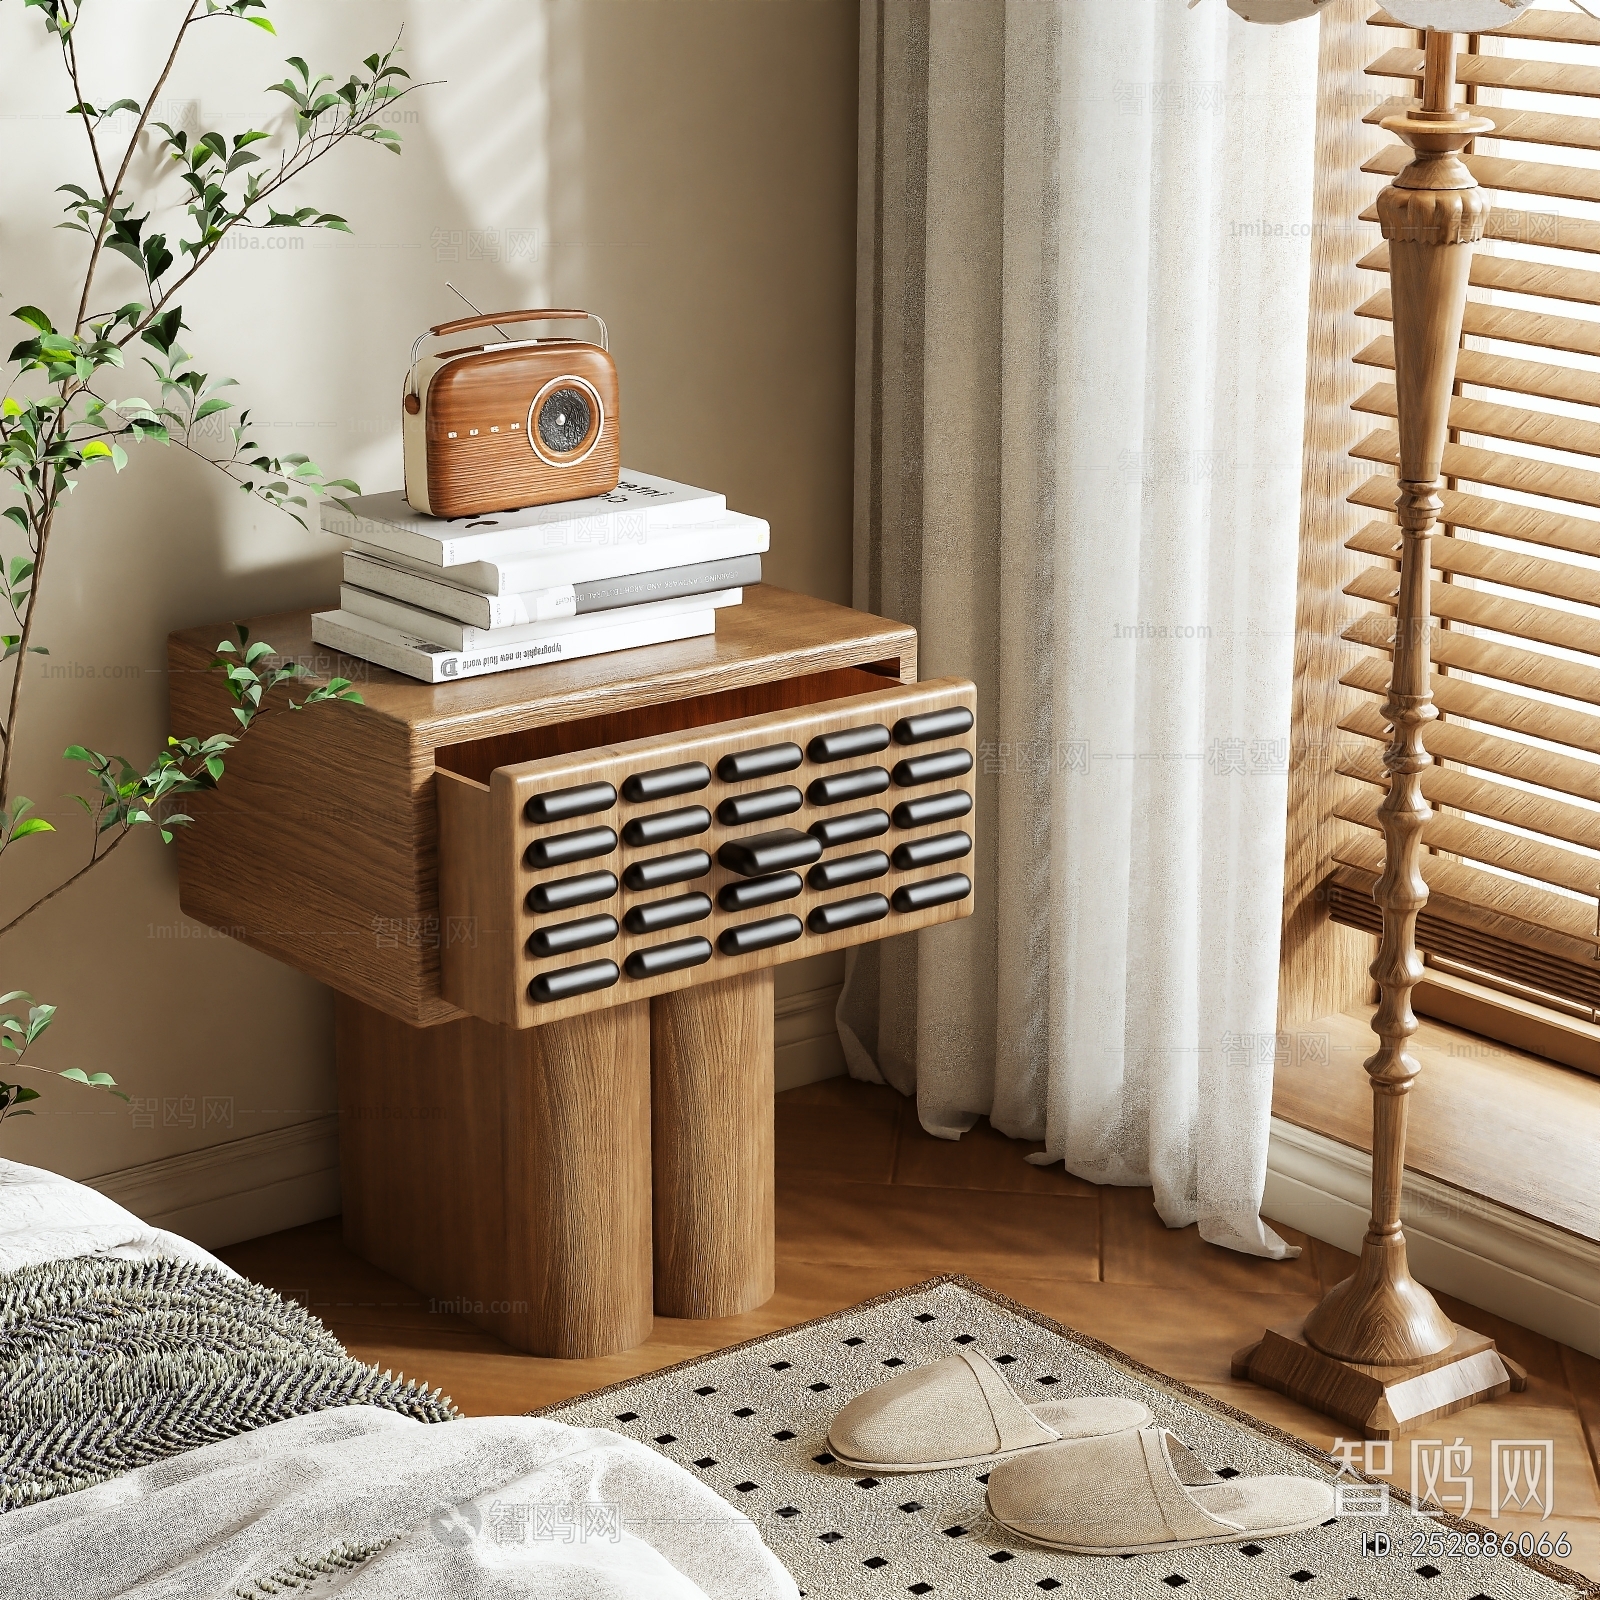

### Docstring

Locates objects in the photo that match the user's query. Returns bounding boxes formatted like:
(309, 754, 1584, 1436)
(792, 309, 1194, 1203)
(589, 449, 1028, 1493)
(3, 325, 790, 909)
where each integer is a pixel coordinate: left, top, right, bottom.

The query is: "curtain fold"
(843, 0, 1321, 1257)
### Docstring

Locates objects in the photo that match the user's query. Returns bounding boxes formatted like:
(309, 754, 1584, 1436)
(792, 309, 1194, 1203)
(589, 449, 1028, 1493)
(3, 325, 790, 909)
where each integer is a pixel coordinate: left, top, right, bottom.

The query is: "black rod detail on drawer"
(526, 870, 618, 914)
(526, 914, 618, 958)
(716, 786, 803, 827)
(892, 706, 974, 746)
(807, 725, 890, 763)
(891, 873, 972, 914)
(621, 805, 711, 848)
(808, 894, 890, 935)
(525, 825, 618, 868)
(623, 893, 712, 935)
(528, 959, 620, 1003)
(717, 871, 803, 912)
(809, 809, 890, 848)
(807, 767, 890, 807)
(622, 849, 712, 891)
(892, 790, 973, 830)
(524, 780, 617, 823)
(624, 937, 714, 979)
(891, 831, 973, 872)
(717, 743, 803, 782)
(717, 914, 804, 956)
(807, 850, 890, 892)
(892, 749, 974, 787)
(621, 762, 711, 803)
(717, 829, 823, 879)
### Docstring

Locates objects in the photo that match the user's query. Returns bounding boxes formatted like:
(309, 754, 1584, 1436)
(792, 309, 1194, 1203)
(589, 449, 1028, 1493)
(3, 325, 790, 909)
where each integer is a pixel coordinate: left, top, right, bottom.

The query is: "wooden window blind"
(1326, 6, 1600, 1023)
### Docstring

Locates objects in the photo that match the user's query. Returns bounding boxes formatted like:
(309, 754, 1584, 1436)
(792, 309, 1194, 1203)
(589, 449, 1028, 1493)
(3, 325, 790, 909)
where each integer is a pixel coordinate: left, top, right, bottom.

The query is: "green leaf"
(11, 306, 54, 334)
(57, 1068, 90, 1084)
(80, 440, 112, 461)
(9, 818, 54, 839)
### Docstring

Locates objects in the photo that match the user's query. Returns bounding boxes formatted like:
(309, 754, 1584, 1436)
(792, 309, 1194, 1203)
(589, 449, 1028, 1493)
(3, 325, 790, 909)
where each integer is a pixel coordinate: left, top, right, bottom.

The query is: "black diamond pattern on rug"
(543, 1279, 1577, 1600)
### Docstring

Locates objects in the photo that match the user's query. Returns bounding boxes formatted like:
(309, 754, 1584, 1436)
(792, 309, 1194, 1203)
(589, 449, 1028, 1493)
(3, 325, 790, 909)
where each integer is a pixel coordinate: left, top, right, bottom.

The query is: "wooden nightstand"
(170, 586, 976, 1357)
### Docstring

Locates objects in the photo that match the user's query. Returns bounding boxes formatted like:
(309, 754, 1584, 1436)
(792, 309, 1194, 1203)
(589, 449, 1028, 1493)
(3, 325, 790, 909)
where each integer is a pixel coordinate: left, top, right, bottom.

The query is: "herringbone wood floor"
(221, 1075, 1600, 1579)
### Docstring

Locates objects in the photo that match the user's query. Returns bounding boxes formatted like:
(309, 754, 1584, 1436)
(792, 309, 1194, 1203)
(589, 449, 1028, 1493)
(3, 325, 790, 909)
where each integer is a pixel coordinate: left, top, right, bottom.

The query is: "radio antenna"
(445, 282, 514, 342)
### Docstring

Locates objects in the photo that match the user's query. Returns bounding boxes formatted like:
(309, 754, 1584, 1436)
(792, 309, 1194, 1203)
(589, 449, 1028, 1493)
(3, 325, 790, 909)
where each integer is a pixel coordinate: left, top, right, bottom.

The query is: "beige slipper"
(825, 1348, 1151, 1473)
(987, 1426, 1336, 1554)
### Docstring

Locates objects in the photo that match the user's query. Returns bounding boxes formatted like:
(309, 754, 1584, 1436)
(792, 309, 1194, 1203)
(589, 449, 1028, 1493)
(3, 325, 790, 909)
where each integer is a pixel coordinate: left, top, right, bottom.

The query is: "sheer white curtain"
(842, 0, 1320, 1257)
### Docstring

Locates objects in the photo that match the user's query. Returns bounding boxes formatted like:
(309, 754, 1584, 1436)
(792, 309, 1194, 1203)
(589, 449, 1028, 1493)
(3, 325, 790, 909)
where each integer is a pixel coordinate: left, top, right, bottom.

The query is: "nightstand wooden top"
(168, 584, 917, 751)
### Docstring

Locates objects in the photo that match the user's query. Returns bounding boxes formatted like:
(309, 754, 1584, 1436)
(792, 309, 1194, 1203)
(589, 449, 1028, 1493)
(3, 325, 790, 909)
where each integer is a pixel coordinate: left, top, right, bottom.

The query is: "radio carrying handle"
(409, 309, 608, 370)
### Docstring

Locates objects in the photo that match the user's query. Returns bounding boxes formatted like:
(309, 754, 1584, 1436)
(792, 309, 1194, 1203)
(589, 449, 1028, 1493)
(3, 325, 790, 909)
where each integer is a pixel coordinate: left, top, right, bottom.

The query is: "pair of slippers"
(824, 1348, 1336, 1556)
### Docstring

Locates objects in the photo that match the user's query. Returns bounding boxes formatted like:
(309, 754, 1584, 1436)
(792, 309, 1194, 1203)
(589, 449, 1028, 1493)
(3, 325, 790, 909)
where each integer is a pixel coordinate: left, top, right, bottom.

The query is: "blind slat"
(1356, 336, 1600, 413)
(1346, 519, 1600, 609)
(1348, 476, 1600, 563)
(1369, 7, 1600, 48)
(1341, 654, 1600, 758)
(1360, 203, 1600, 258)
(1353, 429, 1600, 513)
(1364, 141, 1600, 206)
(1366, 45, 1600, 103)
(1366, 95, 1600, 155)
(1360, 243, 1600, 312)
(1338, 700, 1600, 807)
(1356, 381, 1600, 464)
(1339, 746, 1600, 855)
(1346, 566, 1600, 656)
(1359, 288, 1600, 362)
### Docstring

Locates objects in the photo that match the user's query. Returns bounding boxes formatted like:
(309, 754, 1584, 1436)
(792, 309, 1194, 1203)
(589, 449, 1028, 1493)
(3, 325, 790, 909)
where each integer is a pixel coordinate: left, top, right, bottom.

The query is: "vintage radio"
(401, 308, 620, 519)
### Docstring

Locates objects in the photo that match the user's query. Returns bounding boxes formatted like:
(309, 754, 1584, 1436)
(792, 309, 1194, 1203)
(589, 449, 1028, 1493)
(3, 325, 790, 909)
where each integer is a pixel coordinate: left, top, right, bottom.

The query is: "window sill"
(1273, 1003, 1600, 1247)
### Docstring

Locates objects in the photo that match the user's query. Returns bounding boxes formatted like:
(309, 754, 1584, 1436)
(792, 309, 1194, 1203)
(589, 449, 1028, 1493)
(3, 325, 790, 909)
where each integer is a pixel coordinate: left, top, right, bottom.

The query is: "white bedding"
(0, 1160, 801, 1599)
(0, 1157, 232, 1276)
(0, 1405, 799, 1599)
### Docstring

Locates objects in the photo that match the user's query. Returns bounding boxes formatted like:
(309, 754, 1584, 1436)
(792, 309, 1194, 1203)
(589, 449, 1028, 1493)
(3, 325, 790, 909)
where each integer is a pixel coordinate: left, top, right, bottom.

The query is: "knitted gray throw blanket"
(0, 1253, 458, 1512)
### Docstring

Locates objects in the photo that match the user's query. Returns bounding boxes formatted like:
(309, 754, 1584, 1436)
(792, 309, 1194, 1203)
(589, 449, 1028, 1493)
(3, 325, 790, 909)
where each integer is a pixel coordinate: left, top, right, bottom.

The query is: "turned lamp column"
(1301, 33, 1490, 1366)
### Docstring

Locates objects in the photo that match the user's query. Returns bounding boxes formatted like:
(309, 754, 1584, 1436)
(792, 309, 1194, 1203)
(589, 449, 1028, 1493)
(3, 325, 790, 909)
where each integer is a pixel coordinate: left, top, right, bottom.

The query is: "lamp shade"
(1226, 0, 1331, 20)
(1351, 0, 1534, 24)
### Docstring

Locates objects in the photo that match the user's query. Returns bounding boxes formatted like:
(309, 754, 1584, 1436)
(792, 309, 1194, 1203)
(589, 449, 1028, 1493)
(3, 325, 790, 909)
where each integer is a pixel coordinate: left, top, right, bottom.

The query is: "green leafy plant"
(0, 0, 421, 1127)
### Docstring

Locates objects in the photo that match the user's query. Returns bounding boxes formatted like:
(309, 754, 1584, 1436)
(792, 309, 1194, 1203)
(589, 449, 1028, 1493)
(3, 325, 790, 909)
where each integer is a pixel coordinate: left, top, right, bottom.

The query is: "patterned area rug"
(0, 1254, 458, 1511)
(540, 1276, 1595, 1600)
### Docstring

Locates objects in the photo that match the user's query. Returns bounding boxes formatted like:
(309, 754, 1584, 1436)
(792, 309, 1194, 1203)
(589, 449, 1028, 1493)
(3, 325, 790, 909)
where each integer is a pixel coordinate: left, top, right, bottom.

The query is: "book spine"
(573, 553, 763, 614)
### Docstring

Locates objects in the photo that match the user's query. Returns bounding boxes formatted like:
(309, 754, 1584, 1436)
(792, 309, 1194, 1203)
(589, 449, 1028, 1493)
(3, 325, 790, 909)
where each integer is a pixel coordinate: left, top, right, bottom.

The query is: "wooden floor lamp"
(1233, 17, 1531, 1439)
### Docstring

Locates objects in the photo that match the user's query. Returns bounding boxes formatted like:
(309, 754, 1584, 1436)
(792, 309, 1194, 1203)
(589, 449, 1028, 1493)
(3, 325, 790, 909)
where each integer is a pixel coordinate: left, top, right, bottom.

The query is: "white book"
(348, 511, 769, 597)
(322, 469, 726, 567)
(343, 550, 762, 628)
(339, 584, 742, 652)
(311, 606, 717, 685)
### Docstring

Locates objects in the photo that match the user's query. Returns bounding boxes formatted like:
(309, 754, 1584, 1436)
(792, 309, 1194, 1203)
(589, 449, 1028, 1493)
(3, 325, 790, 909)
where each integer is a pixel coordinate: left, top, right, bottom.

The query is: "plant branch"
(63, 27, 111, 201)
(73, 0, 203, 333)
(0, 508, 52, 811)
(0, 824, 128, 941)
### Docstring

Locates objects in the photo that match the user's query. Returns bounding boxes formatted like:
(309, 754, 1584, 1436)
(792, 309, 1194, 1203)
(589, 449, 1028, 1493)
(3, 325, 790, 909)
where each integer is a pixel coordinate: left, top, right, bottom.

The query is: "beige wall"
(0, 0, 858, 1189)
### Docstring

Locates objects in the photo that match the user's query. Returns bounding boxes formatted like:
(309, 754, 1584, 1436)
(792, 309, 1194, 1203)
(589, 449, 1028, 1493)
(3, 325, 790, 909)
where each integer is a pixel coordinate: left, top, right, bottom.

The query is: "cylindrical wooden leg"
(336, 993, 653, 1359)
(650, 969, 775, 1319)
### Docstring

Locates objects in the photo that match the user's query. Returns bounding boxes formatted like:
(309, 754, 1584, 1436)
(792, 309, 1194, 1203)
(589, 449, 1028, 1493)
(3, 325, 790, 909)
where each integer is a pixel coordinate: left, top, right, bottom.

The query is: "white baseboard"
(775, 982, 846, 1092)
(86, 1116, 341, 1251)
(1265, 1117, 1600, 1360)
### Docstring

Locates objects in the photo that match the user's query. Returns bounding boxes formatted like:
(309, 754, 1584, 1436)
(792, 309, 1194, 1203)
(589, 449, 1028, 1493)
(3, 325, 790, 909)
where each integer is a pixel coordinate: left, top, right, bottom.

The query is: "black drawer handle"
(716, 786, 803, 827)
(717, 914, 804, 956)
(893, 790, 973, 830)
(717, 743, 803, 782)
(624, 936, 714, 979)
(809, 809, 890, 848)
(621, 762, 711, 803)
(808, 725, 890, 763)
(526, 914, 618, 958)
(526, 870, 617, 914)
(528, 959, 620, 1003)
(717, 829, 822, 879)
(717, 872, 803, 912)
(891, 873, 972, 914)
(807, 767, 890, 807)
(892, 749, 973, 788)
(892, 706, 974, 746)
(808, 894, 890, 935)
(621, 805, 711, 848)
(524, 780, 616, 823)
(807, 850, 889, 892)
(891, 831, 972, 872)
(623, 849, 712, 891)
(622, 892, 712, 935)
(525, 825, 617, 868)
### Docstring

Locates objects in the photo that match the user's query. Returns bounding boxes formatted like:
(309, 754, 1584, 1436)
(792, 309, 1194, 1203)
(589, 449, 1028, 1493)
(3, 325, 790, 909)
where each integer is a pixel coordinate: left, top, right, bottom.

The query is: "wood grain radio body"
(402, 308, 620, 519)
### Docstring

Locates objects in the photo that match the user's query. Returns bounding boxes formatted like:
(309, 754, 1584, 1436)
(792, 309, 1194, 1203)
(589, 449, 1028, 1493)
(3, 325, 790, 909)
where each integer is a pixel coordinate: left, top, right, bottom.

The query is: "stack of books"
(313, 470, 767, 683)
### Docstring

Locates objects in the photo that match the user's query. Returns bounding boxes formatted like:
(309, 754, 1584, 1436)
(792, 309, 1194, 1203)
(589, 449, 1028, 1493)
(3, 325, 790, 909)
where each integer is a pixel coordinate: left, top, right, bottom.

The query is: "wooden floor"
(221, 1075, 1600, 1580)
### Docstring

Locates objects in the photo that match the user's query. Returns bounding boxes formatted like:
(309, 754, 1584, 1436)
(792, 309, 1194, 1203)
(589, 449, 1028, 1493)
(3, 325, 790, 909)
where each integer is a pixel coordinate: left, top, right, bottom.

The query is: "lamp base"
(1232, 1317, 1528, 1441)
